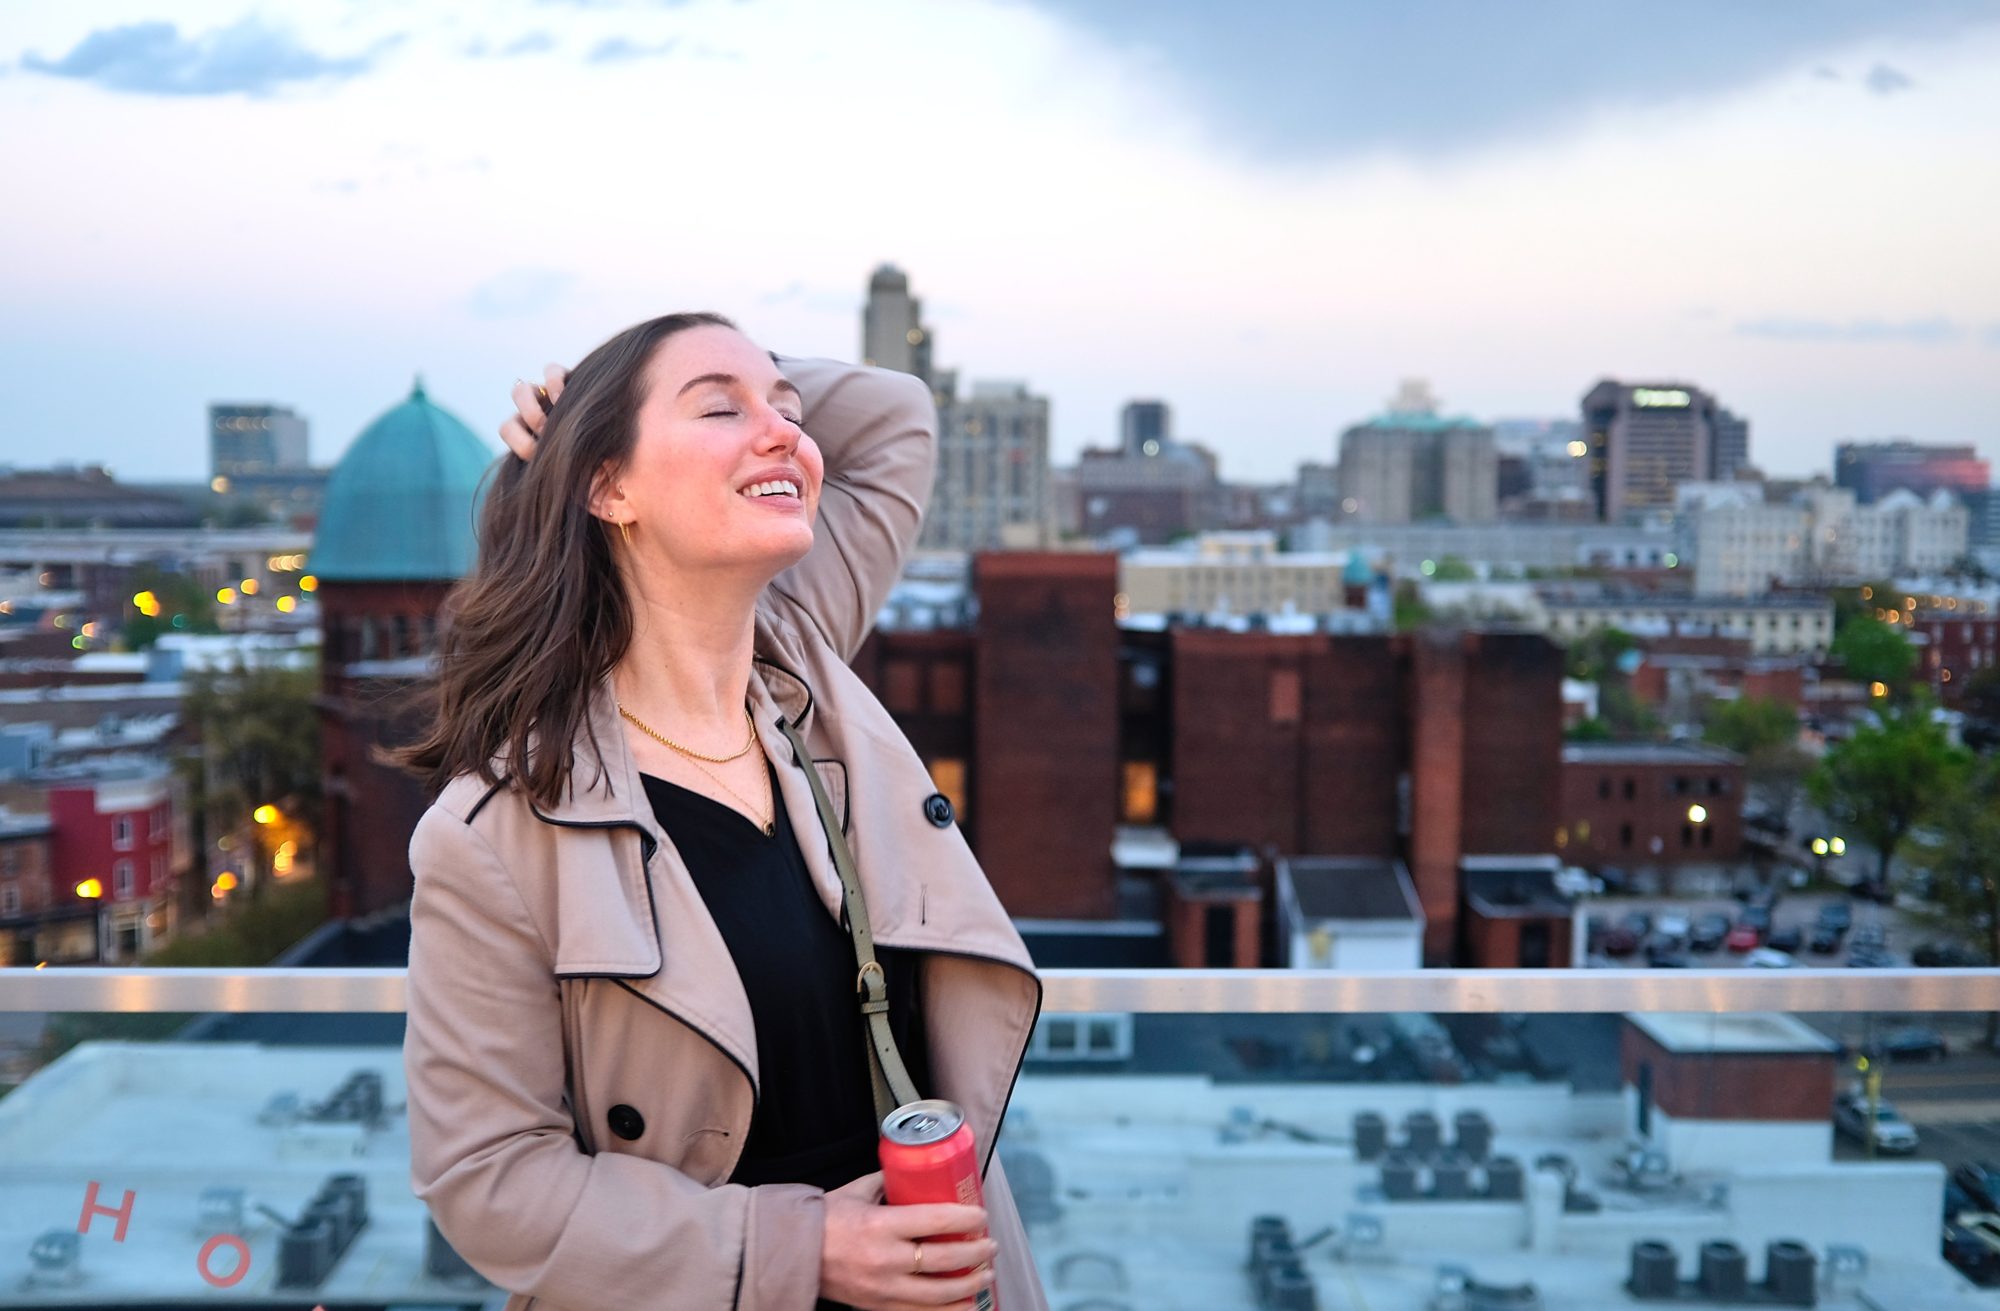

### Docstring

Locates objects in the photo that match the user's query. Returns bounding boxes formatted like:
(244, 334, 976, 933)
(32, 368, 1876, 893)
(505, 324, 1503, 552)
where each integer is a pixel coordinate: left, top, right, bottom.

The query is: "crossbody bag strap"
(776, 718, 921, 1123)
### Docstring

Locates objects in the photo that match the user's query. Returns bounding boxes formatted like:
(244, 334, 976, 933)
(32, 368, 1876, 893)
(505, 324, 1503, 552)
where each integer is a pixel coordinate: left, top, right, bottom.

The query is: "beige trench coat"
(403, 358, 1048, 1311)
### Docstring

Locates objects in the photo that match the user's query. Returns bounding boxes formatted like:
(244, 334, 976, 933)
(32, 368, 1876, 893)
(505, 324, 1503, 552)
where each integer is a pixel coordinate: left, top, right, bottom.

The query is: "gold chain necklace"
(619, 701, 775, 837)
(617, 703, 757, 763)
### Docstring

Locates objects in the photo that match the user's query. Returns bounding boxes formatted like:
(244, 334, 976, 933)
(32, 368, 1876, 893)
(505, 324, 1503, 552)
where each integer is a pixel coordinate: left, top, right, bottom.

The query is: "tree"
(1829, 617, 1918, 691)
(1960, 665, 2000, 756)
(120, 567, 220, 650)
(1704, 696, 1812, 818)
(1903, 757, 2000, 1043)
(183, 659, 321, 901)
(1808, 704, 1968, 891)
(1563, 627, 1637, 683)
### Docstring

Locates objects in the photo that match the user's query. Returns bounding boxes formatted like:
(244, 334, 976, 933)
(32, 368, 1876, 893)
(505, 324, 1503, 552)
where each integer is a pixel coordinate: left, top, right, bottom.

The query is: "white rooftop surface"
(0, 1041, 492, 1308)
(1005, 1071, 1986, 1310)
(1627, 1011, 1842, 1055)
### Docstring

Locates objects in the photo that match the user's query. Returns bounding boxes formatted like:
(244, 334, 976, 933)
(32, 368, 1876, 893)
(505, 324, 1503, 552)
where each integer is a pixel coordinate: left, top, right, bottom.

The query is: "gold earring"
(619, 520, 633, 547)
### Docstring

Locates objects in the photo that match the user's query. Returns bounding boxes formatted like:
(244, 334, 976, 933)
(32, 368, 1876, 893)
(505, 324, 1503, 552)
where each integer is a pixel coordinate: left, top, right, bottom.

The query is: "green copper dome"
(312, 378, 495, 582)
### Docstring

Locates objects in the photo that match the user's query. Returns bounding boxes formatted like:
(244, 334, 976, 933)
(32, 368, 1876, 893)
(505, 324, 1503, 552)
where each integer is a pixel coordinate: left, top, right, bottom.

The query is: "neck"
(612, 561, 764, 740)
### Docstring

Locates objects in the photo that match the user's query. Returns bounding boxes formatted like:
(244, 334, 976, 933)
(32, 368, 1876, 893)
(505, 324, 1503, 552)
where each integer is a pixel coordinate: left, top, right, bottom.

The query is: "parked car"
(1833, 1093, 1919, 1153)
(1690, 914, 1731, 953)
(1747, 946, 1796, 969)
(1946, 1214, 2000, 1287)
(1846, 945, 1895, 968)
(1654, 912, 1692, 944)
(1740, 905, 1774, 935)
(1880, 1025, 1949, 1062)
(1954, 1160, 2000, 1213)
(1619, 911, 1654, 939)
(1915, 941, 1986, 967)
(1725, 925, 1762, 952)
(1645, 943, 1691, 968)
(1816, 901, 1853, 933)
(1808, 926, 1845, 955)
(1766, 925, 1804, 954)
(1602, 927, 1641, 958)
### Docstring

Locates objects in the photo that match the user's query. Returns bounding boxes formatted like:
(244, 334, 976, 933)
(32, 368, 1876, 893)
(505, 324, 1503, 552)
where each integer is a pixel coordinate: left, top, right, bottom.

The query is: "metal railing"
(0, 966, 1994, 1013)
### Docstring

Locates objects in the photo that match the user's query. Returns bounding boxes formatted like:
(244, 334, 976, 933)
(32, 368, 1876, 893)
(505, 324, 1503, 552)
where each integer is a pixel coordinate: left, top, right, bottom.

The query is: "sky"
(4, 0, 1999, 484)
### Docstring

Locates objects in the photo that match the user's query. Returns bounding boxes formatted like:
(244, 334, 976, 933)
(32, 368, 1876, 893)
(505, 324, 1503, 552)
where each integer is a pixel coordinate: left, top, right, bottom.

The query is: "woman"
(399, 312, 1047, 1311)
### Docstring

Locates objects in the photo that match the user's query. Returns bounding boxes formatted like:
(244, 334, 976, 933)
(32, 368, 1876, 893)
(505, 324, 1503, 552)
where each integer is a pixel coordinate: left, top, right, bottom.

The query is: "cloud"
(1865, 62, 1916, 94)
(468, 31, 557, 57)
(1984, 325, 2000, 347)
(587, 36, 678, 63)
(18, 19, 394, 97)
(1032, 0, 1995, 161)
(758, 282, 860, 315)
(1735, 317, 1964, 345)
(464, 269, 578, 319)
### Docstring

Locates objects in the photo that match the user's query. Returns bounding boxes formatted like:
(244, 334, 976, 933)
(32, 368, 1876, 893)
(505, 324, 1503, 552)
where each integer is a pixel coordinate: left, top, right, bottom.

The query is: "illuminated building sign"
(1633, 388, 1691, 408)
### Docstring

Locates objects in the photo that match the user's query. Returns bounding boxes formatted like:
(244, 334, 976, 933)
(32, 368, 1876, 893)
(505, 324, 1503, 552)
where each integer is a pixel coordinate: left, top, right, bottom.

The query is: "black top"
(640, 763, 931, 1194)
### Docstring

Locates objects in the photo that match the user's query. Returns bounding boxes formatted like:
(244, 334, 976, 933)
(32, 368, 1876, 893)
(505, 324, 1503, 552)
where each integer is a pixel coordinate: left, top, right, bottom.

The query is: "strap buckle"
(856, 960, 885, 997)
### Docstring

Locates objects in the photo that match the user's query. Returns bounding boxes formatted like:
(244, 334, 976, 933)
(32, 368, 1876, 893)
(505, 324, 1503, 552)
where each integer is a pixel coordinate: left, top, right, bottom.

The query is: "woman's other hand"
(820, 1171, 998, 1310)
(501, 363, 569, 460)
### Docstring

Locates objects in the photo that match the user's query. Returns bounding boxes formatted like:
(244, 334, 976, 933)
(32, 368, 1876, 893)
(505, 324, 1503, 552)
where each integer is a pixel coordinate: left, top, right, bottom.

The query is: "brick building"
(1558, 741, 1744, 868)
(315, 381, 492, 920)
(856, 553, 1571, 966)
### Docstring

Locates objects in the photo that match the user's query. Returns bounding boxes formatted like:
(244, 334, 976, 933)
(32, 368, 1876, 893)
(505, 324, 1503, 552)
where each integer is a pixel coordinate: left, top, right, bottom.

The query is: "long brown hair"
(396, 311, 735, 805)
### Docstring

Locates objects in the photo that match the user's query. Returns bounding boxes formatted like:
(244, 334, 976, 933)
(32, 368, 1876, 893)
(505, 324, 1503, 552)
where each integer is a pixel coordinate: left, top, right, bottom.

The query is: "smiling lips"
(741, 479, 801, 500)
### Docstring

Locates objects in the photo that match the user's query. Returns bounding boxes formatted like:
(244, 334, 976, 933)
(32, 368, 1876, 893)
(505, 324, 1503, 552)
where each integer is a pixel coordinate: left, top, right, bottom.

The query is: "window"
(113, 860, 135, 898)
(1620, 823, 1633, 849)
(1029, 1013, 1132, 1062)
(1269, 668, 1302, 724)
(113, 816, 134, 850)
(927, 758, 967, 824)
(0, 847, 17, 876)
(1707, 776, 1723, 795)
(1121, 761, 1159, 824)
(928, 662, 966, 715)
(1597, 777, 1610, 800)
(1680, 825, 1694, 849)
(1700, 826, 1713, 849)
(884, 660, 923, 713)
(1622, 777, 1636, 801)
(0, 883, 18, 917)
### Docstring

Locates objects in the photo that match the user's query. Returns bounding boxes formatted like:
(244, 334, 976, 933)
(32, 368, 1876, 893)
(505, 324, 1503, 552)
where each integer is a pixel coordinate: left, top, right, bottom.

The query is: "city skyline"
(6, 1, 2000, 482)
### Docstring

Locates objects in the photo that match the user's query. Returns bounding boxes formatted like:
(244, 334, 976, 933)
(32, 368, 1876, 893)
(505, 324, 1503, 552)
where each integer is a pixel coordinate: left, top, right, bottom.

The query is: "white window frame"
(113, 860, 135, 899)
(0, 883, 19, 917)
(112, 816, 135, 851)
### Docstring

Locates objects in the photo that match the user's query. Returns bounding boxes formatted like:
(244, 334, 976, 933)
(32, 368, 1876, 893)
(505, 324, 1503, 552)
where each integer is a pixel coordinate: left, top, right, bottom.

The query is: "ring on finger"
(911, 1240, 924, 1275)
(534, 385, 552, 412)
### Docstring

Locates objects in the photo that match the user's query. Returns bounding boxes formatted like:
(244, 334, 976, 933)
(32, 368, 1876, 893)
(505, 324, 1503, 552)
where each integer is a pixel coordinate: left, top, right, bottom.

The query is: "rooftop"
(1627, 1012, 1842, 1057)
(1562, 742, 1743, 767)
(1282, 857, 1423, 923)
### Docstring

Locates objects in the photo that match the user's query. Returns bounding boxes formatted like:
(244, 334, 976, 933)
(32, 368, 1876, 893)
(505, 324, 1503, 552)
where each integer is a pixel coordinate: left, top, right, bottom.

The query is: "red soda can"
(880, 1098, 995, 1310)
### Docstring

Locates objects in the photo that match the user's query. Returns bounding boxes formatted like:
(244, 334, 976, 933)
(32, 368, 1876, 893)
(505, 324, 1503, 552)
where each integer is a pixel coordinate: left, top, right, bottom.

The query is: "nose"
(751, 400, 799, 454)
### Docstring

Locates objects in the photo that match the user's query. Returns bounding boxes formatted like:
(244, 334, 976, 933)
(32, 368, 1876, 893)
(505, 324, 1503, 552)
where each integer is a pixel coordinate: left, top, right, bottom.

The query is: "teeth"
(743, 480, 799, 498)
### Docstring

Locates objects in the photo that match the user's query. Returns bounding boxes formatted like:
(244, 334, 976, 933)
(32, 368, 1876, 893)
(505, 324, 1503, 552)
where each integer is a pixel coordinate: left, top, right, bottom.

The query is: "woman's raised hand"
(500, 363, 569, 460)
(820, 1171, 998, 1311)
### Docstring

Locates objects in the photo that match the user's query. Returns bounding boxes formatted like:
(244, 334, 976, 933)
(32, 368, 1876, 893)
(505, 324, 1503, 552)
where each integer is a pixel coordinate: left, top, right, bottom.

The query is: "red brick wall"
(1169, 632, 1401, 858)
(1458, 633, 1564, 855)
(971, 553, 1120, 919)
(1621, 1024, 1835, 1121)
(1559, 756, 1744, 865)
(1407, 633, 1468, 963)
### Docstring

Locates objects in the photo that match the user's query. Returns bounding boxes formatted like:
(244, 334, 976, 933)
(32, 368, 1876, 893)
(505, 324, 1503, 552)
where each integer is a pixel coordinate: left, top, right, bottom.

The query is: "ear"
(587, 460, 629, 527)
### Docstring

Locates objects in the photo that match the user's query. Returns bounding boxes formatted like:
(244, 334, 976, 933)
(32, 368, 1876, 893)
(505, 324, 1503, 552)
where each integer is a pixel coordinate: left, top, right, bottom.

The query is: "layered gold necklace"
(618, 702, 775, 837)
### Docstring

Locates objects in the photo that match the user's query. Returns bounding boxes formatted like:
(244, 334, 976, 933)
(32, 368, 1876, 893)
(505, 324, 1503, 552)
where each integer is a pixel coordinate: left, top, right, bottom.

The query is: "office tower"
(1580, 381, 1742, 522)
(922, 378, 1051, 551)
(1336, 380, 1497, 524)
(210, 404, 310, 480)
(861, 264, 932, 385)
(1834, 440, 1990, 505)
(1120, 401, 1171, 457)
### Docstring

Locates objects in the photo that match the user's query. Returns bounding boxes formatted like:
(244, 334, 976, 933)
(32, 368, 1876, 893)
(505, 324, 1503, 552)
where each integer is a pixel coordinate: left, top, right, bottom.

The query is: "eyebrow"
(676, 372, 803, 402)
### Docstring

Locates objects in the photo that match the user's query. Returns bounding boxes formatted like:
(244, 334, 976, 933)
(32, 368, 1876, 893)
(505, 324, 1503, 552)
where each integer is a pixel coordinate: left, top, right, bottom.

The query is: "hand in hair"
(501, 363, 571, 460)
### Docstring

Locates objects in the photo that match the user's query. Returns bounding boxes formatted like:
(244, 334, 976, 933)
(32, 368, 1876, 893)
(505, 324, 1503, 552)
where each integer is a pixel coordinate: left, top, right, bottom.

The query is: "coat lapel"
(531, 674, 761, 1095)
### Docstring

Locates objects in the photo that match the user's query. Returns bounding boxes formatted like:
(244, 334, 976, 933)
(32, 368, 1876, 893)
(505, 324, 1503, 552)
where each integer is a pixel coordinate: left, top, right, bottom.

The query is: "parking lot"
(1581, 888, 1927, 969)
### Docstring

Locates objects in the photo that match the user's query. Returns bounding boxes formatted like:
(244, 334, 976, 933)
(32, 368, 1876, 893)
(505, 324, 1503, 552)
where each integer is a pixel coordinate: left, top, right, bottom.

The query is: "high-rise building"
(922, 377, 1051, 551)
(1580, 381, 1744, 522)
(1834, 440, 1990, 505)
(209, 403, 310, 481)
(1678, 478, 1968, 596)
(860, 264, 932, 385)
(1336, 381, 1497, 524)
(1120, 401, 1170, 457)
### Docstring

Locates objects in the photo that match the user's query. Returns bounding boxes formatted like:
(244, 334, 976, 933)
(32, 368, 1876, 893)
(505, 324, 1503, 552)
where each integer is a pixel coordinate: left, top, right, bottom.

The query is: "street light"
(1829, 837, 1846, 855)
(1686, 804, 1708, 824)
(253, 804, 280, 825)
(75, 878, 103, 899)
